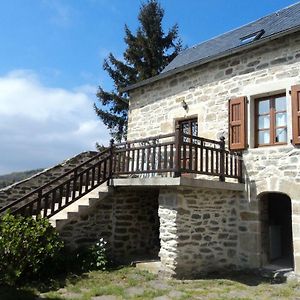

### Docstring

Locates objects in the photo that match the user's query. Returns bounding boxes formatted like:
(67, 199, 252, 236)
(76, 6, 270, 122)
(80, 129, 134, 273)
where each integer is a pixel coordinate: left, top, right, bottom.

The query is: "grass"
(0, 266, 300, 300)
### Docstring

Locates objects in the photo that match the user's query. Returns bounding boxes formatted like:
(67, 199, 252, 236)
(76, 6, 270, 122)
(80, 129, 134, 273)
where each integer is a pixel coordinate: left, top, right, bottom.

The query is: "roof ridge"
(177, 1, 300, 55)
(123, 1, 300, 92)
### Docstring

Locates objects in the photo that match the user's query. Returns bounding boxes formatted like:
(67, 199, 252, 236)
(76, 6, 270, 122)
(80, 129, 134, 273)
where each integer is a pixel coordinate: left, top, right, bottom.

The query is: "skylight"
(240, 29, 265, 45)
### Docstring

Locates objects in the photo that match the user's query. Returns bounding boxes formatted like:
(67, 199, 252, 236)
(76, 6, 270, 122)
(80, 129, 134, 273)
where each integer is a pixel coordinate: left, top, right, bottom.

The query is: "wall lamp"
(181, 100, 188, 111)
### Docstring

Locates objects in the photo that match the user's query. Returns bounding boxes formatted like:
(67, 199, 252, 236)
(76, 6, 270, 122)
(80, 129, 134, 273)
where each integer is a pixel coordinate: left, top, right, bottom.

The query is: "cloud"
(0, 70, 110, 175)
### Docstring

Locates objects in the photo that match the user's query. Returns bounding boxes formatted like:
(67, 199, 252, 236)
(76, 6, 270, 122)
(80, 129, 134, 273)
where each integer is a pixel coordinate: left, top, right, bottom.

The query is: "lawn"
(1, 266, 300, 300)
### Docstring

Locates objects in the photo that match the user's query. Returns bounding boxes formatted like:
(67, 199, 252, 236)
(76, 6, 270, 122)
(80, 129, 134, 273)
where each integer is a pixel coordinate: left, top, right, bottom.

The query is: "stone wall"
(293, 200, 300, 274)
(158, 187, 246, 278)
(127, 31, 300, 195)
(128, 31, 300, 145)
(0, 151, 98, 210)
(58, 187, 160, 263)
(127, 30, 300, 272)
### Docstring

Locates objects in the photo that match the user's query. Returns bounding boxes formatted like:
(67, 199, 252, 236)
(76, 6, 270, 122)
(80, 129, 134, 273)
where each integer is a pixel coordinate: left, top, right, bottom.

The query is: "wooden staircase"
(0, 147, 113, 222)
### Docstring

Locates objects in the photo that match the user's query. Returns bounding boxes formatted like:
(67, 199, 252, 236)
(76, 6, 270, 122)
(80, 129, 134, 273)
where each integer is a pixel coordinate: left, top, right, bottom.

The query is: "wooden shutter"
(229, 96, 247, 150)
(291, 85, 300, 145)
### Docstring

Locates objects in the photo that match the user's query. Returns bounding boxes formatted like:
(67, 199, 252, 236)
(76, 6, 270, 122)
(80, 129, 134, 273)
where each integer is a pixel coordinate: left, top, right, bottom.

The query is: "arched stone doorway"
(259, 192, 294, 269)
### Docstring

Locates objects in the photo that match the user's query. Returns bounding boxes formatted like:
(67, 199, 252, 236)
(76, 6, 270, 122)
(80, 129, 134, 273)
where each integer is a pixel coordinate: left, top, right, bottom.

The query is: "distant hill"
(0, 169, 44, 189)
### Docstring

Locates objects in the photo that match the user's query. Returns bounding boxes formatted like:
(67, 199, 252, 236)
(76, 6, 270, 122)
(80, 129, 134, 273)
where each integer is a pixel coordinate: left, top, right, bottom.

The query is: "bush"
(75, 238, 108, 272)
(0, 212, 64, 285)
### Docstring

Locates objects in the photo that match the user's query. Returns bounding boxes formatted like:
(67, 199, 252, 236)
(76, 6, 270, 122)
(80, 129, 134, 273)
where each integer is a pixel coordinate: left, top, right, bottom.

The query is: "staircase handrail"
(0, 148, 110, 213)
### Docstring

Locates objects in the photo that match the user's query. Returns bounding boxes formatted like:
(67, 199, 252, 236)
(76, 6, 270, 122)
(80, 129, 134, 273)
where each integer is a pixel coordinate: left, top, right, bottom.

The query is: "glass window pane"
(258, 130, 270, 144)
(258, 115, 270, 129)
(182, 123, 188, 133)
(276, 113, 287, 127)
(275, 96, 286, 111)
(258, 100, 270, 114)
(276, 128, 287, 143)
(191, 122, 198, 136)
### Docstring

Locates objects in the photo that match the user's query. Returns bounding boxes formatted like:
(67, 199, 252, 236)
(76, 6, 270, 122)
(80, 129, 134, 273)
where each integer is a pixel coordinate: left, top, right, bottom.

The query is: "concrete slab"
(135, 260, 161, 275)
(110, 176, 244, 191)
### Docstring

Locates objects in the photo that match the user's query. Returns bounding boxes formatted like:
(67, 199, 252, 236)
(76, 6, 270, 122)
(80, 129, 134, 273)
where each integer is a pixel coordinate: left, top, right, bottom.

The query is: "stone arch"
(255, 179, 300, 201)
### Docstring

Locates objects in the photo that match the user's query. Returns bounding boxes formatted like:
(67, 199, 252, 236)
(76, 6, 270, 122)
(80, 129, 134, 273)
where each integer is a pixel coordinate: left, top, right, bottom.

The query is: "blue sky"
(0, 0, 298, 175)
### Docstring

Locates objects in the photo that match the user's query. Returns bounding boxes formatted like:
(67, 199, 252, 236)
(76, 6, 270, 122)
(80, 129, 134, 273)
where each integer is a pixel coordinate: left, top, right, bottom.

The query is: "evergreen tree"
(94, 0, 182, 141)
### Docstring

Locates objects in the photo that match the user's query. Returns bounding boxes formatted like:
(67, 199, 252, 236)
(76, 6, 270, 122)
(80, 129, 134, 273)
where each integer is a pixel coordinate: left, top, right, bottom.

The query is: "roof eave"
(120, 25, 300, 93)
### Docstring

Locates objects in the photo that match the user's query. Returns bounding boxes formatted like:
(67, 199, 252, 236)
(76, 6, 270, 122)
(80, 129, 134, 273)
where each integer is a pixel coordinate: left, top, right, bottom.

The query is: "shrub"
(75, 238, 108, 272)
(0, 212, 64, 285)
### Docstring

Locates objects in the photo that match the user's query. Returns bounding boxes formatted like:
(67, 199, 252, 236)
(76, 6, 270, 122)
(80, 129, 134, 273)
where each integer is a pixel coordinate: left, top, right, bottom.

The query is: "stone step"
(46, 197, 90, 216)
(51, 183, 105, 204)
(134, 260, 161, 275)
(49, 184, 112, 229)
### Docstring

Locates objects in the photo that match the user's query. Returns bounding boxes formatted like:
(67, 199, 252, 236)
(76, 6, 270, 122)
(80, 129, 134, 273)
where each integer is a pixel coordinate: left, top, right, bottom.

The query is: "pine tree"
(94, 0, 182, 142)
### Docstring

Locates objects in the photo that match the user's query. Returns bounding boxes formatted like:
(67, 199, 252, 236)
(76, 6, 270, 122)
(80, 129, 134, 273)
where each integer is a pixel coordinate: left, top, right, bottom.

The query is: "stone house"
(2, 2, 300, 279)
(120, 2, 300, 277)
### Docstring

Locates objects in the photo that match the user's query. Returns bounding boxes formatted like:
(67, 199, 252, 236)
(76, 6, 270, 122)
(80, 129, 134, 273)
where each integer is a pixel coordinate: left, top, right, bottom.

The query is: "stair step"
(49, 184, 111, 228)
(135, 260, 161, 275)
(47, 197, 91, 216)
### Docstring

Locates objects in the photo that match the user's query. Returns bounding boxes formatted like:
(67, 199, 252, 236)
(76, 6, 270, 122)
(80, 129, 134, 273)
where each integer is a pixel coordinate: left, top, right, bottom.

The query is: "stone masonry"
(158, 187, 245, 278)
(127, 31, 300, 274)
(58, 187, 160, 263)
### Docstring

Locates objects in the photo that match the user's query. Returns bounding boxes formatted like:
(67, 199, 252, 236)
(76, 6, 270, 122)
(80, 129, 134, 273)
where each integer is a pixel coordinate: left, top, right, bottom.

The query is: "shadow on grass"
(193, 269, 286, 286)
(0, 284, 62, 300)
(0, 265, 125, 300)
(0, 271, 90, 300)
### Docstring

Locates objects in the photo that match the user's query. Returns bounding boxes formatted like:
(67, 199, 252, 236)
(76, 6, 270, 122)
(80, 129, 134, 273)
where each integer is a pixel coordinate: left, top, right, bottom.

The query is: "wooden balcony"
(111, 126, 243, 183)
(0, 126, 243, 218)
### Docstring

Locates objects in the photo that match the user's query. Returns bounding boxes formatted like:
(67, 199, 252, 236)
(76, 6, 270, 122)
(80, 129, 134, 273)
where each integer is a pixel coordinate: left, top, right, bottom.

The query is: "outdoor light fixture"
(181, 100, 188, 110)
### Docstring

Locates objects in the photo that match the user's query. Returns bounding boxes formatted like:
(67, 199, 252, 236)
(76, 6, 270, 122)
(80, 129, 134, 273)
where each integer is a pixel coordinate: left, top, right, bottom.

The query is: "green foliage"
(75, 238, 108, 272)
(95, 142, 108, 152)
(0, 213, 64, 285)
(94, 0, 182, 141)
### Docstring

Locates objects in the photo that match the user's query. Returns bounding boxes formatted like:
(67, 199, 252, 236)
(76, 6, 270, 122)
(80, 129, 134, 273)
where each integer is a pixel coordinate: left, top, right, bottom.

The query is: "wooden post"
(174, 124, 182, 177)
(36, 188, 42, 218)
(219, 136, 225, 182)
(72, 168, 78, 199)
(238, 152, 243, 183)
(108, 139, 114, 184)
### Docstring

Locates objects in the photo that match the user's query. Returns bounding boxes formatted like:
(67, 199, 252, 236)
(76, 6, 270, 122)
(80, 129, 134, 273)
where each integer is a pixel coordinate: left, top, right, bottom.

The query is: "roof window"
(240, 29, 265, 45)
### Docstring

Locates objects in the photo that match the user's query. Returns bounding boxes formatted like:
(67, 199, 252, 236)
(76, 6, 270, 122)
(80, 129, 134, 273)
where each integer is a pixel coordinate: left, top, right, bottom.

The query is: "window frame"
(176, 117, 198, 136)
(176, 117, 198, 143)
(254, 93, 287, 147)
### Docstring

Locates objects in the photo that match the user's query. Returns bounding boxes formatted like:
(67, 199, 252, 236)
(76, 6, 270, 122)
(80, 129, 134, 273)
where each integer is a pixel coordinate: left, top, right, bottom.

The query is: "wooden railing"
(0, 149, 112, 217)
(112, 133, 176, 176)
(110, 126, 243, 183)
(0, 128, 243, 217)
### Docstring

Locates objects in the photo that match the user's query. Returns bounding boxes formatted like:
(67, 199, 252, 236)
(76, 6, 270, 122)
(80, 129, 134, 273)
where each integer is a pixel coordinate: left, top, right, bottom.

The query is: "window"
(240, 29, 265, 45)
(255, 94, 287, 147)
(177, 118, 198, 142)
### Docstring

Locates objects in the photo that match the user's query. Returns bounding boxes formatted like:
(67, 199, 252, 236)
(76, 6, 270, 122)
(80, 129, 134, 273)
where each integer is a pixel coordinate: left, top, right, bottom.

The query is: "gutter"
(120, 25, 300, 93)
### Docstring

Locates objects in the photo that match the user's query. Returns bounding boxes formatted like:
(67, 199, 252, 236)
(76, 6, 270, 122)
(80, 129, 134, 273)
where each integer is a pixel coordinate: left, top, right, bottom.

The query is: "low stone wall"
(0, 151, 98, 210)
(158, 187, 245, 278)
(57, 184, 254, 277)
(58, 187, 160, 262)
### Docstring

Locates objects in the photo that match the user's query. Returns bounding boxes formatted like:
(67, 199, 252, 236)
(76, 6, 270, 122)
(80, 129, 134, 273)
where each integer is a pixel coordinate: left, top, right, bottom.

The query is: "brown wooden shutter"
(229, 96, 247, 150)
(291, 85, 300, 145)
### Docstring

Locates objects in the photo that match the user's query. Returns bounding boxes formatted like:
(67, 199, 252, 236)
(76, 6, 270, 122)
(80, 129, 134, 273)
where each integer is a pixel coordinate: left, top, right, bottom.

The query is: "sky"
(0, 0, 298, 175)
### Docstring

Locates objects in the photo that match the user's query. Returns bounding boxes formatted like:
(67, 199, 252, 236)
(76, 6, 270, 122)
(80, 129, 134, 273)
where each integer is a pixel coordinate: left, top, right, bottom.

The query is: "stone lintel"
(110, 176, 244, 191)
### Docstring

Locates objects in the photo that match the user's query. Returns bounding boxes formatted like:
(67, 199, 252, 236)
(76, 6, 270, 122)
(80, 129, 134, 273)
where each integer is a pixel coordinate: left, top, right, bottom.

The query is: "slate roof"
(123, 2, 300, 92)
(163, 2, 300, 73)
